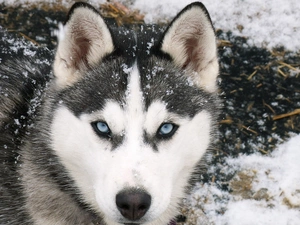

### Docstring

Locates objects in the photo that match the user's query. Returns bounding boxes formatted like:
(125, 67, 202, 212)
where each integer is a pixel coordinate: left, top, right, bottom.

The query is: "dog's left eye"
(92, 121, 111, 138)
(157, 123, 178, 139)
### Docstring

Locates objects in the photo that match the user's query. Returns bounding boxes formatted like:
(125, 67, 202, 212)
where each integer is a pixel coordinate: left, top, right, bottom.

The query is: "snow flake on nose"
(132, 168, 143, 183)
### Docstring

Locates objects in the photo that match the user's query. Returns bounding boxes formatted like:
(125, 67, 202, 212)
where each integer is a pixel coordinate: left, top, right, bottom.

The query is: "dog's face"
(49, 2, 219, 225)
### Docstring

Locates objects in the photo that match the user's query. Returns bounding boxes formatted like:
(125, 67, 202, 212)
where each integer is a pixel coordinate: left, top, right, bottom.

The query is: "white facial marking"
(144, 101, 167, 135)
(50, 64, 213, 225)
(124, 64, 144, 144)
(100, 101, 125, 134)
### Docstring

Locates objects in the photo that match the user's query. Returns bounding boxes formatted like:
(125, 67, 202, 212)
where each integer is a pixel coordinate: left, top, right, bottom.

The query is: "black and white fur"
(0, 2, 220, 225)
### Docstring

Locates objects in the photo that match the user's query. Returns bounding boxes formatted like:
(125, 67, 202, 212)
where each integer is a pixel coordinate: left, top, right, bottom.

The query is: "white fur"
(124, 64, 145, 145)
(161, 6, 219, 93)
(53, 7, 114, 88)
(51, 65, 212, 225)
(50, 4, 216, 225)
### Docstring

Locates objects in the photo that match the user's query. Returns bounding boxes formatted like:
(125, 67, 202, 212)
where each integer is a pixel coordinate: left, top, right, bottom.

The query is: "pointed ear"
(53, 2, 114, 88)
(160, 2, 218, 93)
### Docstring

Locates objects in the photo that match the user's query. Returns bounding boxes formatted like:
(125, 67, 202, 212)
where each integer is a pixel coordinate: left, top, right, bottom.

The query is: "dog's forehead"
(60, 60, 205, 119)
(59, 24, 208, 118)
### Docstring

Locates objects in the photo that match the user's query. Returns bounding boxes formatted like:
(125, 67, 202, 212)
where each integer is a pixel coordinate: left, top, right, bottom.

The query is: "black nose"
(116, 189, 151, 221)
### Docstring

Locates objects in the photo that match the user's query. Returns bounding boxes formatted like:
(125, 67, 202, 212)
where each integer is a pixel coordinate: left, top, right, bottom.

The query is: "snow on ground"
(134, 0, 300, 51)
(1, 0, 300, 50)
(1, 0, 299, 224)
(184, 134, 300, 225)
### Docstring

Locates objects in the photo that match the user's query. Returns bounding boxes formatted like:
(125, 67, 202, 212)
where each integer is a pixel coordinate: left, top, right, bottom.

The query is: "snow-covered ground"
(1, 0, 299, 224)
(183, 134, 300, 225)
(133, 0, 300, 51)
(1, 0, 300, 50)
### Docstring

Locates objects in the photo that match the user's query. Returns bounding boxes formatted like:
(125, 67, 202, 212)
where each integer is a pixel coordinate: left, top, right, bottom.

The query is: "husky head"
(49, 2, 219, 225)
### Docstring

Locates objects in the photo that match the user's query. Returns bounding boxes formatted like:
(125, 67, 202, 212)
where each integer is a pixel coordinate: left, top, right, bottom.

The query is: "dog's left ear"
(53, 2, 114, 88)
(160, 2, 218, 93)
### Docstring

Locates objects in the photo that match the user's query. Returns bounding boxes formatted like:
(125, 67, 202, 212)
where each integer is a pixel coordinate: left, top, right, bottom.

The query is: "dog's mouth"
(121, 220, 143, 225)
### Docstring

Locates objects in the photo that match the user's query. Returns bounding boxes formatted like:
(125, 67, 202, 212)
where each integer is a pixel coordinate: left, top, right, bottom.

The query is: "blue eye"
(92, 121, 111, 138)
(160, 123, 174, 134)
(157, 123, 178, 139)
(96, 122, 110, 133)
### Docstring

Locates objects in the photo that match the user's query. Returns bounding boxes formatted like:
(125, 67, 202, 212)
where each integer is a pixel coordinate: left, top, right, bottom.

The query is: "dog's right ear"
(160, 2, 218, 93)
(53, 2, 114, 88)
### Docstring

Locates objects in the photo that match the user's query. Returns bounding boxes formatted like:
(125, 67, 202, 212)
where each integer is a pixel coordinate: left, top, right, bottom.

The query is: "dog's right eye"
(92, 121, 111, 138)
(156, 123, 178, 139)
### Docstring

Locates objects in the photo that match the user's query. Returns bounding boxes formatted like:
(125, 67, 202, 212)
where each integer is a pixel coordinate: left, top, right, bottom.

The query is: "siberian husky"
(0, 2, 220, 225)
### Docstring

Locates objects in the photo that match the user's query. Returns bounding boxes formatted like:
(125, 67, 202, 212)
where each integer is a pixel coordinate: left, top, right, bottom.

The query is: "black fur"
(0, 29, 53, 223)
(0, 2, 220, 224)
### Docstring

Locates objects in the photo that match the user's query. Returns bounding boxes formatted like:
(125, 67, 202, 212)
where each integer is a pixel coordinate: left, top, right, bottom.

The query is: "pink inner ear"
(183, 37, 202, 71)
(72, 36, 91, 70)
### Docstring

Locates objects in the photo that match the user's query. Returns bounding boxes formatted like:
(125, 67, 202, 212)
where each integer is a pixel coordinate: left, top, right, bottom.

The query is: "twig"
(19, 32, 40, 46)
(273, 109, 300, 120)
(241, 125, 258, 135)
(263, 100, 276, 114)
(277, 68, 288, 77)
(258, 148, 268, 154)
(278, 61, 299, 71)
(220, 119, 233, 124)
(7, 30, 40, 46)
(218, 40, 232, 47)
(247, 70, 257, 80)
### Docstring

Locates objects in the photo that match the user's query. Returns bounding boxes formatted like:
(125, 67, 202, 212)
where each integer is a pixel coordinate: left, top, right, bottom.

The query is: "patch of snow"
(185, 134, 300, 224)
(222, 200, 300, 225)
(1, 0, 299, 50)
(133, 0, 300, 50)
